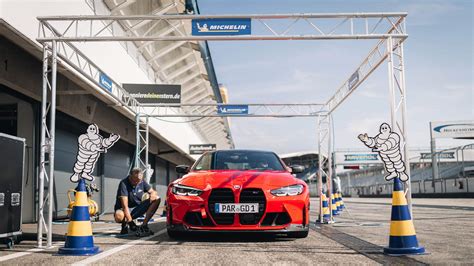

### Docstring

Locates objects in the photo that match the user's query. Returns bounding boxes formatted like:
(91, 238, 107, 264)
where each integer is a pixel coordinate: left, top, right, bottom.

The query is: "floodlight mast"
(37, 12, 409, 248)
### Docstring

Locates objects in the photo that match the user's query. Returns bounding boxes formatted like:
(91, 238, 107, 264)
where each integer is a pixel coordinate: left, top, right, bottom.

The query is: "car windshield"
(211, 151, 286, 171)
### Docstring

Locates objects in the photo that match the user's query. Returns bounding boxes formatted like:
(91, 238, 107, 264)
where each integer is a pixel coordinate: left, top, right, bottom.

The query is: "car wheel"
(287, 230, 309, 238)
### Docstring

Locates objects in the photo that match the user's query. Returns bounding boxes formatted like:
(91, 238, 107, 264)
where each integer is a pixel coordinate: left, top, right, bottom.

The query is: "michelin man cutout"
(70, 124, 120, 183)
(358, 123, 409, 182)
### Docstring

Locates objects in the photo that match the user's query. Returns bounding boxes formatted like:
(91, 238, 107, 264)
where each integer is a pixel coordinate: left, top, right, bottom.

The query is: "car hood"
(175, 170, 303, 190)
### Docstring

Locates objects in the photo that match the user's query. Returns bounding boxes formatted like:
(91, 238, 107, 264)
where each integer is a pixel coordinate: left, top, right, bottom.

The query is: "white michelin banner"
(431, 120, 474, 139)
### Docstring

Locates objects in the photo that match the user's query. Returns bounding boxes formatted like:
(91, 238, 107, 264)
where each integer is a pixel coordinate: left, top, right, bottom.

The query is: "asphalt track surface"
(0, 198, 473, 265)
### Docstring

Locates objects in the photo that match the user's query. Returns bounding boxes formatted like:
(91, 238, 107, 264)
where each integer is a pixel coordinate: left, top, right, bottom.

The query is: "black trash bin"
(0, 133, 25, 249)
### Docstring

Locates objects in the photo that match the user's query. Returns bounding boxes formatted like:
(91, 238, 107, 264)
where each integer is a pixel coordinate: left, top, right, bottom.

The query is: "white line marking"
(0, 219, 167, 262)
(0, 242, 60, 262)
(72, 228, 167, 265)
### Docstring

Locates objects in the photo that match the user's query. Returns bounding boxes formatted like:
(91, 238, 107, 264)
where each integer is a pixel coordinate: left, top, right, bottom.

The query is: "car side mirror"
(290, 165, 305, 174)
(176, 165, 190, 174)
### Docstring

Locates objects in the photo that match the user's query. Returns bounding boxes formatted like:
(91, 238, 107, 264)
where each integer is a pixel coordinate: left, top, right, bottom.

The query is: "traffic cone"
(383, 177, 425, 256)
(339, 193, 345, 210)
(322, 194, 331, 222)
(317, 193, 331, 223)
(331, 193, 339, 216)
(335, 192, 342, 212)
(58, 179, 100, 255)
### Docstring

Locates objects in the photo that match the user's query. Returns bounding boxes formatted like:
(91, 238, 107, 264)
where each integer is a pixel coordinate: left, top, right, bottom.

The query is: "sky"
(198, 0, 473, 154)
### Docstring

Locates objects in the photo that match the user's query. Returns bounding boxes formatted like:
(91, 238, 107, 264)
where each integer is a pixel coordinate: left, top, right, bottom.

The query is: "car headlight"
(270, 184, 304, 196)
(172, 184, 203, 196)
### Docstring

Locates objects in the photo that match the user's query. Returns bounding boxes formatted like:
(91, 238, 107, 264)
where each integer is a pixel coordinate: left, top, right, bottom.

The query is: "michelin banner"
(431, 120, 474, 139)
(192, 18, 251, 36)
(122, 84, 181, 104)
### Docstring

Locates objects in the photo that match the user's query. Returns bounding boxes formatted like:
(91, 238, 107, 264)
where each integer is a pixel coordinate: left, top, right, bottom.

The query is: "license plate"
(215, 203, 259, 213)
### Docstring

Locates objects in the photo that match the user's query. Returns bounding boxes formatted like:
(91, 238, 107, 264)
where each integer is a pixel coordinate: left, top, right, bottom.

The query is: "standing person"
(114, 168, 160, 234)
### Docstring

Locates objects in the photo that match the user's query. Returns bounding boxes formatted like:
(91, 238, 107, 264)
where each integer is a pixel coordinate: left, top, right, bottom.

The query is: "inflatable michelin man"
(70, 124, 120, 183)
(358, 123, 409, 182)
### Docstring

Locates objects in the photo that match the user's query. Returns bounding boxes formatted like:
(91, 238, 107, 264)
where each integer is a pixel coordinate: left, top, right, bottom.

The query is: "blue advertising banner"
(348, 70, 359, 90)
(192, 18, 251, 36)
(99, 73, 113, 92)
(217, 104, 249, 116)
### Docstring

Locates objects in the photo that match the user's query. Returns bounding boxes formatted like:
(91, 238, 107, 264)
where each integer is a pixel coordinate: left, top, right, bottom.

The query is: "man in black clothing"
(114, 168, 160, 234)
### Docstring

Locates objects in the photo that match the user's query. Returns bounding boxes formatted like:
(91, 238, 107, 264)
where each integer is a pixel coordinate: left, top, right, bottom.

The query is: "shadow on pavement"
(166, 232, 297, 243)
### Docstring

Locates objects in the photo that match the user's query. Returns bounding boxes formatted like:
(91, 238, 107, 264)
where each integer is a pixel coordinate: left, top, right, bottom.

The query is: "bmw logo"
(233, 185, 241, 190)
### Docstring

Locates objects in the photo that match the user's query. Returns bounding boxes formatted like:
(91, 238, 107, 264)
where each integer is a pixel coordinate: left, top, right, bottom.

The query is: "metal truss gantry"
(36, 12, 408, 248)
(37, 13, 407, 42)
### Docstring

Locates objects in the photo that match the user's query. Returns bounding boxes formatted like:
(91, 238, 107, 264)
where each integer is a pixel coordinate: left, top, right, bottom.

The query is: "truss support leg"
(327, 115, 333, 220)
(47, 40, 57, 248)
(317, 113, 332, 223)
(38, 41, 57, 248)
(135, 113, 149, 178)
(387, 37, 412, 215)
(37, 44, 48, 248)
(145, 116, 149, 175)
(135, 113, 141, 168)
(317, 117, 323, 223)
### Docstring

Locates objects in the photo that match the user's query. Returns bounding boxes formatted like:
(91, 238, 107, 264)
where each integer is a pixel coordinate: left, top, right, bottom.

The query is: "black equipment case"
(0, 133, 25, 248)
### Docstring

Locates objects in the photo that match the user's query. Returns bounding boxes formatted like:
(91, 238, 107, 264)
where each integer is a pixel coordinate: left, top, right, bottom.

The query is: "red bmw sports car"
(166, 150, 310, 238)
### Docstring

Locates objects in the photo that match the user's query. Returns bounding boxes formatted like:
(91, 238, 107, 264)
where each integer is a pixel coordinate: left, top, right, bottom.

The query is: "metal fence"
(340, 144, 474, 196)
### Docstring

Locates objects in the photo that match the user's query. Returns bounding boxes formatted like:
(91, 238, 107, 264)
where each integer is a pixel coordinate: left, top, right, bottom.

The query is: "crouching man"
(114, 168, 160, 234)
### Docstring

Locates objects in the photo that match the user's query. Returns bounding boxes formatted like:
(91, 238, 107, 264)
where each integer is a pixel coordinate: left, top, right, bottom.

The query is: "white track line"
(72, 228, 167, 266)
(0, 242, 61, 262)
(0, 218, 166, 263)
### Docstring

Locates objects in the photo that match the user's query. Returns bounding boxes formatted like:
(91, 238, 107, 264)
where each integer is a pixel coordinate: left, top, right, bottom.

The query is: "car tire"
(167, 229, 184, 239)
(287, 230, 309, 238)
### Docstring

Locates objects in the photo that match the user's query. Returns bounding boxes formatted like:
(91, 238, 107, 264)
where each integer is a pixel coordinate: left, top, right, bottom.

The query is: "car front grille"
(239, 188, 266, 225)
(208, 188, 235, 225)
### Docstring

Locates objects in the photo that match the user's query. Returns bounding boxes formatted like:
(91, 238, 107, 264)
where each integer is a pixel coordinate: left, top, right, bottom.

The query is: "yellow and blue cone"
(322, 194, 331, 222)
(58, 179, 100, 256)
(335, 192, 342, 212)
(331, 193, 339, 216)
(317, 193, 331, 223)
(339, 193, 345, 210)
(383, 177, 425, 256)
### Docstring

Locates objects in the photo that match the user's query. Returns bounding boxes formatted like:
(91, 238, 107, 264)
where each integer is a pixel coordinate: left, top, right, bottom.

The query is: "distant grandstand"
(280, 144, 474, 198)
(338, 144, 474, 198)
(280, 151, 319, 182)
(280, 151, 321, 197)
